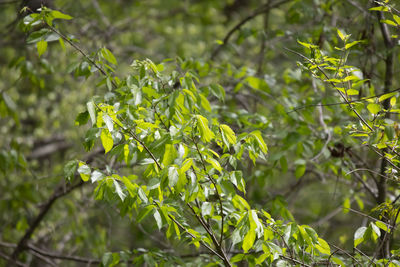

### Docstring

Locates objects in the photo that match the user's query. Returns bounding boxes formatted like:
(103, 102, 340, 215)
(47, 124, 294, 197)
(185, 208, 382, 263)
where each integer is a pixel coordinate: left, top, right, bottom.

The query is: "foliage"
(1, 0, 400, 266)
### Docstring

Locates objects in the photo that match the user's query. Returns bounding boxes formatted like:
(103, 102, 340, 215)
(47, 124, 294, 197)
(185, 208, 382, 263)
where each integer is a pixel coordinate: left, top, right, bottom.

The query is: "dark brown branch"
(10, 180, 85, 261)
(27, 244, 101, 265)
(211, 0, 291, 60)
(0, 0, 19, 4)
(0, 250, 27, 267)
(9, 148, 102, 261)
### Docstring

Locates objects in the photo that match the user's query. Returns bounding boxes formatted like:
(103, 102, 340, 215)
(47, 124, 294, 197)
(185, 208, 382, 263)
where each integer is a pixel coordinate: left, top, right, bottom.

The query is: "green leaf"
(113, 179, 126, 201)
(64, 160, 78, 181)
(206, 157, 222, 173)
(50, 10, 73, 20)
(369, 6, 389, 12)
(246, 76, 261, 89)
(390, 97, 397, 107)
(121, 176, 137, 197)
(137, 187, 148, 203)
(199, 94, 211, 111)
(75, 111, 89, 126)
(243, 229, 256, 252)
(162, 144, 177, 167)
(337, 29, 346, 41)
(220, 124, 236, 147)
(331, 257, 345, 266)
(347, 89, 358, 96)
(180, 158, 193, 174)
(295, 165, 306, 179)
(297, 40, 317, 49)
(101, 128, 114, 153)
(375, 221, 389, 232)
(367, 103, 380, 115)
(379, 92, 397, 102)
(209, 84, 225, 101)
(380, 19, 397, 26)
(354, 226, 367, 247)
(137, 205, 153, 223)
(91, 170, 104, 183)
(196, 115, 215, 142)
(393, 14, 400, 25)
(345, 40, 361, 50)
(230, 171, 246, 193)
(154, 210, 163, 230)
(103, 114, 114, 132)
(77, 162, 91, 182)
(101, 47, 117, 65)
(37, 40, 48, 57)
(250, 130, 268, 154)
(370, 222, 381, 240)
(343, 198, 350, 214)
(230, 254, 245, 263)
(168, 166, 179, 187)
(232, 194, 250, 211)
(316, 238, 331, 255)
(87, 101, 96, 125)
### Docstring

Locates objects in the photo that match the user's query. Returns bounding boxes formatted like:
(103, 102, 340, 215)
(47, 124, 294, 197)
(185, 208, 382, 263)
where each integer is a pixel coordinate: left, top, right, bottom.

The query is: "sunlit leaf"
(37, 40, 47, 57)
(354, 226, 367, 247)
(101, 128, 113, 153)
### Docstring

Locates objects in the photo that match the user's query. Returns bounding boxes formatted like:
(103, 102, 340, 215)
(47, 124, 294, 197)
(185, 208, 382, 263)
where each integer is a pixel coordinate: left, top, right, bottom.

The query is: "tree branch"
(211, 0, 291, 60)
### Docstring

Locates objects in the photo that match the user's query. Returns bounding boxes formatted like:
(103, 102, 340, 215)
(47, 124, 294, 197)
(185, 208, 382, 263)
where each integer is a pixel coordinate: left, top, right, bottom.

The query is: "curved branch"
(9, 149, 103, 261)
(211, 0, 291, 60)
(10, 180, 85, 261)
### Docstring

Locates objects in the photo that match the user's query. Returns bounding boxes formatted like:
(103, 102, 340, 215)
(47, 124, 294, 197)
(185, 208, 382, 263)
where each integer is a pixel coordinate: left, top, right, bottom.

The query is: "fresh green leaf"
(250, 130, 268, 154)
(354, 226, 367, 247)
(367, 103, 380, 115)
(77, 162, 91, 182)
(37, 40, 48, 57)
(220, 124, 236, 146)
(196, 115, 215, 142)
(64, 160, 78, 181)
(101, 128, 114, 153)
(101, 47, 117, 65)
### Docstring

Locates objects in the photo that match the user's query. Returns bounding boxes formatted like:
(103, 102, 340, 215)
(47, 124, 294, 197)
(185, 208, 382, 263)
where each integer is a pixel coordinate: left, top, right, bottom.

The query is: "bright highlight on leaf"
(220, 124, 236, 147)
(196, 115, 215, 142)
(367, 103, 380, 115)
(250, 130, 268, 154)
(100, 128, 113, 153)
(77, 162, 91, 182)
(354, 226, 367, 247)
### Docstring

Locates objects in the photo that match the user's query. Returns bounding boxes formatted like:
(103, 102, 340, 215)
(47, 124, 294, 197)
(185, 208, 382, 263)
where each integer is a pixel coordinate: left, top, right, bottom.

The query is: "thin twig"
(287, 87, 400, 113)
(0, 250, 27, 267)
(47, 25, 117, 88)
(284, 47, 373, 131)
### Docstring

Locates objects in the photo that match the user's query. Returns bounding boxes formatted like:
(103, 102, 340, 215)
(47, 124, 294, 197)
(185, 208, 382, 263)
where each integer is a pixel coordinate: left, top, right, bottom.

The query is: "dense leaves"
(1, 0, 400, 266)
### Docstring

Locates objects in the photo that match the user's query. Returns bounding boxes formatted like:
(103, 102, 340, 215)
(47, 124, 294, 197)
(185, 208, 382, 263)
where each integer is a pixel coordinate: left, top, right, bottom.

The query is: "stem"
(193, 137, 226, 247)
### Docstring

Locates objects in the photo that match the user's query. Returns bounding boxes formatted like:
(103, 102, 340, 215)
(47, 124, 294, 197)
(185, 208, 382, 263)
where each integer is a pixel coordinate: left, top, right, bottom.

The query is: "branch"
(47, 25, 117, 89)
(10, 180, 85, 261)
(211, 0, 291, 59)
(9, 149, 102, 261)
(287, 87, 400, 113)
(0, 250, 27, 267)
(284, 47, 373, 131)
(0, 0, 19, 4)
